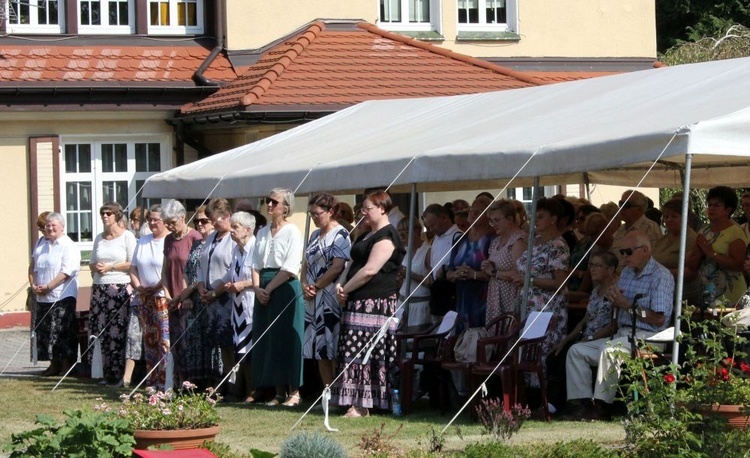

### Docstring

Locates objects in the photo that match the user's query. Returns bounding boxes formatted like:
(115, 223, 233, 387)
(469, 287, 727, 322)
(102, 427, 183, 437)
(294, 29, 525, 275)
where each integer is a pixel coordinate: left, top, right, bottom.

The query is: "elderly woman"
(396, 217, 430, 327)
(302, 193, 351, 388)
(28, 211, 50, 364)
(88, 202, 136, 385)
(548, 251, 618, 415)
(481, 200, 527, 321)
(687, 186, 748, 305)
(129, 206, 170, 388)
(161, 199, 202, 384)
(334, 190, 405, 417)
(29, 212, 81, 376)
(653, 199, 702, 306)
(445, 195, 495, 333)
(252, 188, 305, 407)
(175, 206, 220, 388)
(511, 197, 570, 380)
(194, 198, 236, 394)
(211, 212, 257, 402)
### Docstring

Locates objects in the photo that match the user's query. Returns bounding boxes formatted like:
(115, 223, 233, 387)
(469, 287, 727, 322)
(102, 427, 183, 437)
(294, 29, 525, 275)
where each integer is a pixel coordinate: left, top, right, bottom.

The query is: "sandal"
(282, 394, 301, 407)
(342, 406, 369, 418)
(265, 395, 284, 407)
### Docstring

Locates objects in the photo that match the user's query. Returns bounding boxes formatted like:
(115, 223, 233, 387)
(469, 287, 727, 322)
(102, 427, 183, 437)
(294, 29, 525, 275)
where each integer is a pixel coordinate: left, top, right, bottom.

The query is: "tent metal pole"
(520, 177, 540, 321)
(672, 154, 693, 366)
(402, 183, 417, 328)
(302, 193, 312, 254)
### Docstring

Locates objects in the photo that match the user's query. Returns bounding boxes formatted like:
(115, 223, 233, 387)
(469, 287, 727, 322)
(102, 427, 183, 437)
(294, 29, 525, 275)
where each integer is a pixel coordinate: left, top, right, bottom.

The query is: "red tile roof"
(522, 71, 618, 83)
(181, 21, 555, 115)
(0, 43, 237, 85)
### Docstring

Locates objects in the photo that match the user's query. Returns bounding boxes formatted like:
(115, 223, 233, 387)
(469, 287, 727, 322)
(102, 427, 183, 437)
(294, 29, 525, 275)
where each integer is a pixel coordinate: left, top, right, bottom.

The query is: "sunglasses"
(265, 197, 280, 206)
(619, 245, 645, 256)
(100, 211, 114, 217)
(618, 201, 635, 209)
(195, 218, 210, 225)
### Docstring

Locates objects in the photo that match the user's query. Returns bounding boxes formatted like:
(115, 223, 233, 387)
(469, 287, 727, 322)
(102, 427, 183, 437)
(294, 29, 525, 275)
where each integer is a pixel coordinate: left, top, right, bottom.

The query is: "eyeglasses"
(148, 218, 162, 224)
(100, 211, 114, 217)
(588, 262, 609, 269)
(488, 219, 503, 227)
(307, 210, 327, 218)
(618, 201, 636, 209)
(163, 219, 177, 226)
(361, 206, 377, 213)
(195, 218, 210, 225)
(619, 245, 645, 256)
(265, 197, 280, 206)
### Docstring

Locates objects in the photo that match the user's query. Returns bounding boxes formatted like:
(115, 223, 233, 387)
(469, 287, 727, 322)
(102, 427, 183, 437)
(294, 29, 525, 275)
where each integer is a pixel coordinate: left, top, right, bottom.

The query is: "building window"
(508, 186, 557, 216)
(78, 0, 133, 33)
(378, 0, 438, 32)
(61, 137, 169, 248)
(457, 0, 517, 31)
(4, 0, 64, 33)
(148, 0, 203, 34)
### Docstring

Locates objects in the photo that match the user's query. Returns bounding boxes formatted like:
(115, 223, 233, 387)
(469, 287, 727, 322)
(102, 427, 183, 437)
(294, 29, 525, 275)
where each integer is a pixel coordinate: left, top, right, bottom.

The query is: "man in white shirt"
(422, 204, 462, 281)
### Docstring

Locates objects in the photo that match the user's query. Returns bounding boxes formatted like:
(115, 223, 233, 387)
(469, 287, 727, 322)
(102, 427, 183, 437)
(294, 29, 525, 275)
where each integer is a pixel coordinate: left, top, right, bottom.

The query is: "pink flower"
(149, 395, 158, 406)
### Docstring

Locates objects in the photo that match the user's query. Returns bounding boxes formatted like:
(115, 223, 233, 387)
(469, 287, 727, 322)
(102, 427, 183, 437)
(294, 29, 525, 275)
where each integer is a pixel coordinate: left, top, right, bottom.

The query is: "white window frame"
(60, 134, 171, 251)
(3, 0, 64, 34)
(147, 0, 204, 35)
(456, 0, 518, 32)
(77, 0, 134, 34)
(508, 185, 557, 216)
(377, 0, 440, 32)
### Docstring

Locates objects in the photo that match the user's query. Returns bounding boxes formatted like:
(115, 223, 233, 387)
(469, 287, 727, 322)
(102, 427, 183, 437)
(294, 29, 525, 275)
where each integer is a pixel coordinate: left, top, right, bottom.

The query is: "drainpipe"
(193, 0, 225, 87)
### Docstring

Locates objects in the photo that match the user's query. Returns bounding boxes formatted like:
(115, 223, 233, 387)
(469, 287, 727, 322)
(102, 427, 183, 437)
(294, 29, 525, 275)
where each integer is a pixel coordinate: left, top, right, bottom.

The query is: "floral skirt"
(88, 283, 131, 380)
(331, 295, 398, 410)
(139, 295, 170, 388)
(34, 297, 77, 362)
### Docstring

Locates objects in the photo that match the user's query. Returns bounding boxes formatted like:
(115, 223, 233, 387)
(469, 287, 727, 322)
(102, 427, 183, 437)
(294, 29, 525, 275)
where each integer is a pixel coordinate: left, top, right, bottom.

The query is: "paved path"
(0, 327, 48, 377)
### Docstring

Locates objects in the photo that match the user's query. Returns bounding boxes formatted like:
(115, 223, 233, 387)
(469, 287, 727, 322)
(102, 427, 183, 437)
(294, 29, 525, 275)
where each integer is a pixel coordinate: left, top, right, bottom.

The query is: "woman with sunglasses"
(252, 189, 305, 407)
(161, 199, 203, 385)
(687, 186, 749, 305)
(302, 193, 351, 389)
(88, 202, 136, 385)
(175, 205, 221, 388)
(334, 190, 405, 418)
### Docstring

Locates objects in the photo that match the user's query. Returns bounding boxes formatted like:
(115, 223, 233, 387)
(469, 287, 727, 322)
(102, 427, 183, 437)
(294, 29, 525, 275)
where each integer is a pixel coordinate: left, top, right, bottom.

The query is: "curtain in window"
(409, 0, 429, 23)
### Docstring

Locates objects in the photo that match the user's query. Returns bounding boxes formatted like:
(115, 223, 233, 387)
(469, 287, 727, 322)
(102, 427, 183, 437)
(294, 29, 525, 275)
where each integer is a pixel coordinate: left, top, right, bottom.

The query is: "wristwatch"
(210, 291, 217, 299)
(587, 335, 594, 342)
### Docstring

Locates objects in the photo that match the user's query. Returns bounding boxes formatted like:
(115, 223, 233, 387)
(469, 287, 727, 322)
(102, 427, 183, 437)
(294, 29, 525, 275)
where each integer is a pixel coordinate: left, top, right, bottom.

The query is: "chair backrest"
(486, 313, 519, 337)
(516, 312, 558, 366)
(435, 311, 458, 337)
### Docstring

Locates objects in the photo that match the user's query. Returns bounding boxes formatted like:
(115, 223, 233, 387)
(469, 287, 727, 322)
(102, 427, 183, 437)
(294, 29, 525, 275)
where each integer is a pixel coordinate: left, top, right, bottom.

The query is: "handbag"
(453, 327, 492, 363)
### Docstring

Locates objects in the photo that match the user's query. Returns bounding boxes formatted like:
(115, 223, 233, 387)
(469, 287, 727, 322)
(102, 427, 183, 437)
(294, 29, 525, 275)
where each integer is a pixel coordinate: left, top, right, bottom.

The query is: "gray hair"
(270, 188, 295, 216)
(230, 211, 256, 231)
(161, 199, 186, 220)
(47, 212, 65, 228)
(148, 203, 163, 215)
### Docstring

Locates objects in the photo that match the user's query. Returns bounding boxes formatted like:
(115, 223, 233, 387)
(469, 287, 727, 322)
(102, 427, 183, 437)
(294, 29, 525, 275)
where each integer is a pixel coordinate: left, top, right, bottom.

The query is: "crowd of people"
(26, 185, 750, 419)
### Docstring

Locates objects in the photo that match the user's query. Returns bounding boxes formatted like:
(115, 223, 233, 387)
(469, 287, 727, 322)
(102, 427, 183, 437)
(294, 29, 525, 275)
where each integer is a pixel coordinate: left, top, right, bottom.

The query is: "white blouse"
(32, 235, 81, 302)
(90, 230, 136, 285)
(131, 234, 166, 297)
(252, 223, 303, 276)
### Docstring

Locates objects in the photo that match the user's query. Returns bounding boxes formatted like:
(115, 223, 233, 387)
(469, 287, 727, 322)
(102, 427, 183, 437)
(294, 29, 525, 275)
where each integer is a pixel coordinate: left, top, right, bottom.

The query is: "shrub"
(279, 431, 346, 458)
(474, 398, 530, 442)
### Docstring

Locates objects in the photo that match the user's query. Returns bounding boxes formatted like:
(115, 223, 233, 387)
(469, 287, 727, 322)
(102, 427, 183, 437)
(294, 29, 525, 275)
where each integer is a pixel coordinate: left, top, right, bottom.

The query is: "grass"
(0, 377, 626, 455)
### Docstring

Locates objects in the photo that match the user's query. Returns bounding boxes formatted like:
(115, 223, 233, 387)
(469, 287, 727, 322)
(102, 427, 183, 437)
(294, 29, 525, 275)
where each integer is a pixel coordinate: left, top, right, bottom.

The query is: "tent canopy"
(144, 57, 750, 199)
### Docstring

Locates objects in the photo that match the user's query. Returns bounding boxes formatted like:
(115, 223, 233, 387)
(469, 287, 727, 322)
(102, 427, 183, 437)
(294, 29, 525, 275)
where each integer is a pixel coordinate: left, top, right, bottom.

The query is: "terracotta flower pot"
(133, 425, 221, 450)
(700, 405, 750, 430)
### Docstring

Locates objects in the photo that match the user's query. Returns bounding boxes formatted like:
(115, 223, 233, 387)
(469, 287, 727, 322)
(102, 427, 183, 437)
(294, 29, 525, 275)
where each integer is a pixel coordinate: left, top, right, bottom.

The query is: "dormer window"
(4, 0, 64, 33)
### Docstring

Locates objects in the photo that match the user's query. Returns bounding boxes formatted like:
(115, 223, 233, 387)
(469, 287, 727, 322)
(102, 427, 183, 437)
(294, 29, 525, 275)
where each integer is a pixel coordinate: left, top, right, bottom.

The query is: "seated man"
(564, 230, 674, 420)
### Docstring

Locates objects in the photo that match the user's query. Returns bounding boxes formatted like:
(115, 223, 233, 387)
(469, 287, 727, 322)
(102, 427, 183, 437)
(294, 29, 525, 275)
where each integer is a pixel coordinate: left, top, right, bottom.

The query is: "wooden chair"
(471, 311, 557, 421)
(396, 311, 458, 415)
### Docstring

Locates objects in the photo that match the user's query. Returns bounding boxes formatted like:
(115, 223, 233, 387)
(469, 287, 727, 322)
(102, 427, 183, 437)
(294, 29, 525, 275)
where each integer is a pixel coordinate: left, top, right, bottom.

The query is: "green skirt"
(251, 269, 304, 389)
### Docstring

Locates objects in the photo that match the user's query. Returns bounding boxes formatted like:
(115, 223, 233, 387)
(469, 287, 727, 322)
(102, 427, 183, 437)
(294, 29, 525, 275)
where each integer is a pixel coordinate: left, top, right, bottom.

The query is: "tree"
(656, 0, 750, 52)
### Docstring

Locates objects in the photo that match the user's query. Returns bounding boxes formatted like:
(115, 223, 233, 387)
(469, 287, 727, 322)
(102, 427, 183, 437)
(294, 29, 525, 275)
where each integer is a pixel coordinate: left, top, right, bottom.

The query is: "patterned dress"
(486, 229, 526, 322)
(449, 233, 494, 333)
(697, 224, 749, 304)
(303, 226, 351, 360)
(516, 235, 569, 385)
(182, 238, 221, 386)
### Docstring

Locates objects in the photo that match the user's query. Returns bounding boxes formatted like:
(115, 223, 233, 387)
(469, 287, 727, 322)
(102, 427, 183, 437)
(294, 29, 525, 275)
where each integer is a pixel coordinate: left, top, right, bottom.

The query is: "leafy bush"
(116, 381, 220, 430)
(4, 409, 135, 457)
(278, 431, 345, 458)
(474, 399, 530, 442)
(358, 423, 403, 457)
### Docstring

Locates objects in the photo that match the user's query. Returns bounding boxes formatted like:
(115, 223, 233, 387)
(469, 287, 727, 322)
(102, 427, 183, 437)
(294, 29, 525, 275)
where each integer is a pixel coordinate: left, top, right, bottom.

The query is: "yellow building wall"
(225, 0, 656, 58)
(0, 111, 174, 313)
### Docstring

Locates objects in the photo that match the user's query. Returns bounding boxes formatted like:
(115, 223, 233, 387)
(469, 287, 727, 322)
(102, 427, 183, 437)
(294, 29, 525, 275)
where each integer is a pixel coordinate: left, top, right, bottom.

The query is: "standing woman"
(88, 202, 136, 385)
(334, 190, 405, 418)
(196, 198, 236, 394)
(687, 186, 748, 305)
(161, 200, 202, 384)
(445, 196, 495, 333)
(396, 217, 431, 326)
(129, 206, 170, 388)
(28, 211, 50, 364)
(481, 200, 527, 321)
(29, 213, 81, 376)
(302, 193, 351, 389)
(252, 188, 305, 407)
(175, 206, 221, 388)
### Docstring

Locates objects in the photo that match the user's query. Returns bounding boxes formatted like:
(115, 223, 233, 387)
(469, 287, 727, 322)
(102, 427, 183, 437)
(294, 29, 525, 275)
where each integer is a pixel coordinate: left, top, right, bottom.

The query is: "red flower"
(740, 361, 750, 375)
(663, 374, 676, 384)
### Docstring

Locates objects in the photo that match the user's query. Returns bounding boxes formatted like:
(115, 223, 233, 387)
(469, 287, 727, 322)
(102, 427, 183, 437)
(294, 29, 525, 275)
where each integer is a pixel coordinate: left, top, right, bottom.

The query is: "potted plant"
(114, 381, 221, 450)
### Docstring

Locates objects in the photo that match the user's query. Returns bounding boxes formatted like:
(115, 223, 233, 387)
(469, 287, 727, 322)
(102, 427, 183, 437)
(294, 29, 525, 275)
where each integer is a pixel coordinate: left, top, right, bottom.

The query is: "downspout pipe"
(193, 0, 225, 87)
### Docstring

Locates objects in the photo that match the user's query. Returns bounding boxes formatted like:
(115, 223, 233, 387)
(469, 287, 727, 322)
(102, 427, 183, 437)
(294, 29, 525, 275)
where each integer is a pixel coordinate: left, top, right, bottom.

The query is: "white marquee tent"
(144, 56, 750, 199)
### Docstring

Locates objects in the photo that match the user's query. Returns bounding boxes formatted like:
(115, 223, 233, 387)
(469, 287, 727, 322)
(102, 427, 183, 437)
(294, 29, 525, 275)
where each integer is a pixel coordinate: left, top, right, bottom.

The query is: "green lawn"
(0, 377, 625, 455)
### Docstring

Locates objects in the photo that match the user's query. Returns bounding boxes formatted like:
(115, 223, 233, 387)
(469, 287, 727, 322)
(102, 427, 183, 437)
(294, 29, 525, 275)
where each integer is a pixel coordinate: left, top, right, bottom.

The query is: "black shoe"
(583, 401, 612, 421)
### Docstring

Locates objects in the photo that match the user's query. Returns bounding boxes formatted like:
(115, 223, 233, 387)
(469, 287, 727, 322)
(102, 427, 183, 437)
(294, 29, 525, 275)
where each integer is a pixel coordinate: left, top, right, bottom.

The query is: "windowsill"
(456, 31, 520, 42)
(390, 30, 445, 41)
